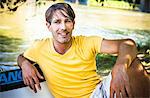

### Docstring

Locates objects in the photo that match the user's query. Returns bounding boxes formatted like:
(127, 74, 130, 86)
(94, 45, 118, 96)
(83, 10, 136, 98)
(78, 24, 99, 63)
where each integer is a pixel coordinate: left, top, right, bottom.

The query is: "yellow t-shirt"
(24, 36, 103, 98)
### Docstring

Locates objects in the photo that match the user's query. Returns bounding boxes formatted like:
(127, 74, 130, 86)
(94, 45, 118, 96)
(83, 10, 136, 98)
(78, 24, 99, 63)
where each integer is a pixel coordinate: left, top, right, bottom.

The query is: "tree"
(0, 0, 26, 12)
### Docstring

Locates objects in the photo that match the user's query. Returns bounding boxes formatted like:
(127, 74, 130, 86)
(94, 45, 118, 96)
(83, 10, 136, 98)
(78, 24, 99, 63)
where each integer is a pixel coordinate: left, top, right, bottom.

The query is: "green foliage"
(0, 0, 26, 12)
(96, 53, 117, 76)
(137, 39, 150, 53)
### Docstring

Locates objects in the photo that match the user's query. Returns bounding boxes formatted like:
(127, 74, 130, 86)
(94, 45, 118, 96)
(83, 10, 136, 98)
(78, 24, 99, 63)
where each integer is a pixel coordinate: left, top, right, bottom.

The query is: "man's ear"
(73, 20, 75, 25)
(72, 20, 75, 29)
(46, 21, 51, 28)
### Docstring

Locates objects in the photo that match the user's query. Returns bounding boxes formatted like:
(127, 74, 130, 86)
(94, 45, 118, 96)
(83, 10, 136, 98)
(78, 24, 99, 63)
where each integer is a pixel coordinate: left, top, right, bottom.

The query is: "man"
(17, 3, 149, 98)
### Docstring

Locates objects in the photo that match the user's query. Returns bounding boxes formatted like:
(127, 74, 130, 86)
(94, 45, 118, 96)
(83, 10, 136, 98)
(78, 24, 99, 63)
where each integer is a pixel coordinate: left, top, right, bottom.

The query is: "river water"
(0, 1, 150, 65)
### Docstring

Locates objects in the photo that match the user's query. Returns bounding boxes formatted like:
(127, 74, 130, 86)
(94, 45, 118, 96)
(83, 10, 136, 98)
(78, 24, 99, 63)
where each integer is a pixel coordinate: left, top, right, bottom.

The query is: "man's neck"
(53, 39, 72, 55)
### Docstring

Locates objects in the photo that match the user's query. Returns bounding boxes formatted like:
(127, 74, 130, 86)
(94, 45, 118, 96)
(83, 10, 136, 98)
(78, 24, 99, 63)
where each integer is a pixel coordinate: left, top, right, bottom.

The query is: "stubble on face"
(50, 10, 74, 44)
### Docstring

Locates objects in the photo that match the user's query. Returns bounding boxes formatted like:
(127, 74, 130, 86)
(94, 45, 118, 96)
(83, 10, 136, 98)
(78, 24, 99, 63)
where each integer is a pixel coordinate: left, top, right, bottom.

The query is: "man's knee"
(128, 57, 149, 77)
(127, 58, 150, 97)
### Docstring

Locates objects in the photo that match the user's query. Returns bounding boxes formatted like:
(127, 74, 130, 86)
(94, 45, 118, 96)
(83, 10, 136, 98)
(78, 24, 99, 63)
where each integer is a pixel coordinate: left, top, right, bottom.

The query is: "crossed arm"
(17, 38, 138, 97)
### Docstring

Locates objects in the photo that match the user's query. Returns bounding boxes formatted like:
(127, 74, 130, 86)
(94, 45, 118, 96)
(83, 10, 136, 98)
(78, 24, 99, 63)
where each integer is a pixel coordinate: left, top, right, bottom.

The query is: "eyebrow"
(51, 16, 71, 22)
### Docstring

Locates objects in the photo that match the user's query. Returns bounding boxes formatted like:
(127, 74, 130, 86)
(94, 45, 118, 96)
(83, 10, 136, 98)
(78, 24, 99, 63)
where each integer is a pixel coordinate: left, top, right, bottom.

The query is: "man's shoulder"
(73, 35, 89, 40)
(73, 35, 103, 41)
(34, 37, 52, 43)
(32, 37, 52, 47)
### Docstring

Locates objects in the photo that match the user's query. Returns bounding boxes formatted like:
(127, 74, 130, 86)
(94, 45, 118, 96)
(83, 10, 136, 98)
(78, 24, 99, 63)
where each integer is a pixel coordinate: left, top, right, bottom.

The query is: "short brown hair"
(45, 3, 75, 24)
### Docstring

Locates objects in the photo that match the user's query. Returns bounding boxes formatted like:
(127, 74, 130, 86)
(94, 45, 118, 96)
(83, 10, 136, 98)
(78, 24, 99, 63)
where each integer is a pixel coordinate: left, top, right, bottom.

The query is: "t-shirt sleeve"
(88, 36, 103, 53)
(83, 36, 103, 54)
(77, 36, 103, 59)
(23, 40, 40, 62)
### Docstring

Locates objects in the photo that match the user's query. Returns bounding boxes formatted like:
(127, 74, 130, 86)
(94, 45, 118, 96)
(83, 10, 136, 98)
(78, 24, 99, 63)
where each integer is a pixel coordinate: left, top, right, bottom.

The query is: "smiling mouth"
(58, 32, 69, 37)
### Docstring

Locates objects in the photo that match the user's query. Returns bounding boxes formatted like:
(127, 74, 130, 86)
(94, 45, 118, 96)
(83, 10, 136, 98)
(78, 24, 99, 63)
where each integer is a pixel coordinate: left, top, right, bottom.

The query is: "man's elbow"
(124, 39, 136, 46)
(122, 38, 138, 55)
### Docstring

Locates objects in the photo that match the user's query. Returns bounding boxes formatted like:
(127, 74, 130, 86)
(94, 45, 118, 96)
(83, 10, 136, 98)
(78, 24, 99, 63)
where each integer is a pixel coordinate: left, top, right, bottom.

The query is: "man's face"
(47, 10, 75, 44)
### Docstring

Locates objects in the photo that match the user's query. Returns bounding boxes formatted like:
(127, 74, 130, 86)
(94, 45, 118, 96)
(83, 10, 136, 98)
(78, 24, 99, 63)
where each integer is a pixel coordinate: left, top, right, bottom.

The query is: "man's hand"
(21, 60, 44, 93)
(110, 64, 132, 98)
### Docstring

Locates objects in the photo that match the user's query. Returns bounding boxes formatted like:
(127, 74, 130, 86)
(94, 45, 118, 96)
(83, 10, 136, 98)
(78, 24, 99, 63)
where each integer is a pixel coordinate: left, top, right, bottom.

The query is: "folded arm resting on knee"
(100, 39, 138, 98)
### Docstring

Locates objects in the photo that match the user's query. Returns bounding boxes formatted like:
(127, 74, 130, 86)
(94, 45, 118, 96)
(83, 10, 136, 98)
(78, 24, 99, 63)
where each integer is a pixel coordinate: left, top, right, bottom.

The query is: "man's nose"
(60, 22, 66, 30)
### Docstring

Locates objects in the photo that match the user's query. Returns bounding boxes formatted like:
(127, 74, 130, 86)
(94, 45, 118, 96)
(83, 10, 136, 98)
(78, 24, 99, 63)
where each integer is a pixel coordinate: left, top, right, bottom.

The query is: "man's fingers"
(125, 84, 132, 98)
(36, 83, 41, 90)
(115, 90, 121, 98)
(25, 78, 30, 86)
(23, 77, 27, 85)
(110, 88, 115, 98)
(29, 84, 37, 93)
(120, 87, 127, 98)
(35, 83, 41, 91)
(36, 69, 44, 79)
(28, 78, 37, 93)
(33, 76, 41, 90)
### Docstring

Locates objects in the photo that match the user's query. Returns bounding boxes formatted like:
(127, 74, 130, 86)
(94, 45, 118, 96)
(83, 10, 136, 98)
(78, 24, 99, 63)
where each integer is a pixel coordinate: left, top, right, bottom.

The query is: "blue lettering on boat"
(0, 70, 23, 85)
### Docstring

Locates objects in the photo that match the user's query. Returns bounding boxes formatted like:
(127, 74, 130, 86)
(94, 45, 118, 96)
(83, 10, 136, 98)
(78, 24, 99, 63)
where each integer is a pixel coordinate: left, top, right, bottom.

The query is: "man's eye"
(54, 21, 60, 24)
(65, 19, 72, 23)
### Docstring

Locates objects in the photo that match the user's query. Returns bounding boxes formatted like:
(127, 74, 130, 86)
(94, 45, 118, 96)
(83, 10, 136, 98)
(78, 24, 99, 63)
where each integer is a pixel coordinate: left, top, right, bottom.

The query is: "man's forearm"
(17, 54, 25, 68)
(115, 39, 137, 68)
(17, 54, 35, 68)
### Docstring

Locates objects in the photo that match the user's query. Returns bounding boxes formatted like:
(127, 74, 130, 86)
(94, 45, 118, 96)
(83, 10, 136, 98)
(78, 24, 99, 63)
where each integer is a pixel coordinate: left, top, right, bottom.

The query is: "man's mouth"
(58, 32, 69, 37)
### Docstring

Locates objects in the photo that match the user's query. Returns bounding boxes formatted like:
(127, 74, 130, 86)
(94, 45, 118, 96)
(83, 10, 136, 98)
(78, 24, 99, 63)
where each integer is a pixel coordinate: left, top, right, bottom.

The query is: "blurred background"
(0, 0, 150, 75)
